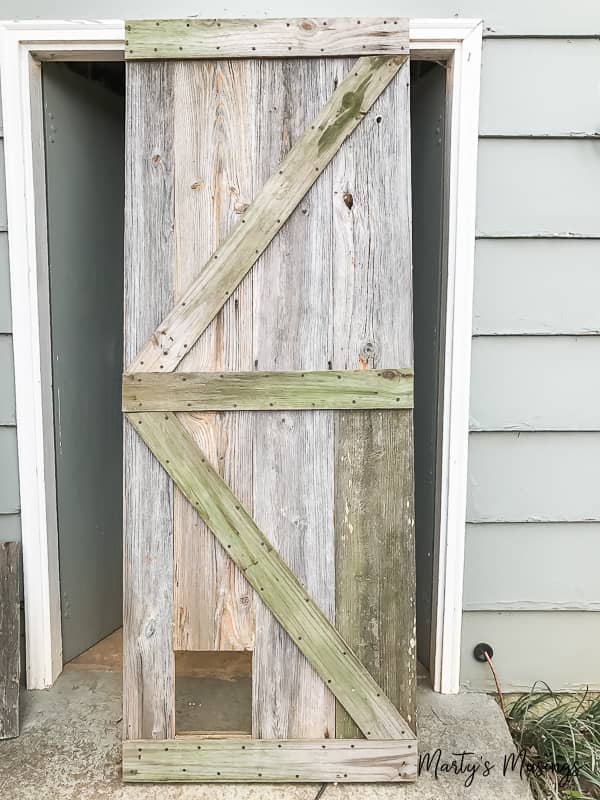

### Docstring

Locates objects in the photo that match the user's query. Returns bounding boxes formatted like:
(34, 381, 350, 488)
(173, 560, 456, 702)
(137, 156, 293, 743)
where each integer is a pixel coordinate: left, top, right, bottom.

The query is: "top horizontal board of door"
(125, 18, 409, 59)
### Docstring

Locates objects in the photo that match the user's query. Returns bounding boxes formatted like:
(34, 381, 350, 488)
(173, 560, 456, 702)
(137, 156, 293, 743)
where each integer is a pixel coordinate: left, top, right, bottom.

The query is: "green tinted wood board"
(128, 54, 407, 373)
(335, 410, 416, 737)
(123, 737, 417, 782)
(127, 411, 415, 741)
(122, 369, 413, 411)
(125, 18, 409, 60)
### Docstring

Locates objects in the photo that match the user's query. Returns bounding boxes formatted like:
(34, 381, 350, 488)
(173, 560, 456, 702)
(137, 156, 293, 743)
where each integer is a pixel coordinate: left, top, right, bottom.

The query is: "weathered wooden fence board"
(128, 411, 412, 741)
(335, 411, 416, 737)
(123, 20, 416, 766)
(171, 60, 255, 653)
(330, 54, 416, 735)
(125, 18, 410, 60)
(128, 54, 406, 373)
(123, 369, 413, 411)
(123, 62, 175, 740)
(0, 541, 20, 740)
(123, 737, 417, 782)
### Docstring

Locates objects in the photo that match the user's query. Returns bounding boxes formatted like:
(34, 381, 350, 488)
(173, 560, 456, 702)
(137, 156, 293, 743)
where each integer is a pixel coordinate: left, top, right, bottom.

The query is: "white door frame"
(0, 17, 481, 692)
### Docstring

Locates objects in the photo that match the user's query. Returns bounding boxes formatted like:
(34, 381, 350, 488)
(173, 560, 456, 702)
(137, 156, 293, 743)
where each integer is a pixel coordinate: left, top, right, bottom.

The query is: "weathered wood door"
(122, 17, 416, 783)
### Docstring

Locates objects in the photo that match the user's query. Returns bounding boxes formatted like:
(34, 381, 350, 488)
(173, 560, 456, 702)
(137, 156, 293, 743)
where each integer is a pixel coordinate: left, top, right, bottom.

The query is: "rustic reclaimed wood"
(123, 62, 175, 740)
(0, 542, 20, 740)
(125, 18, 409, 60)
(128, 411, 413, 741)
(122, 369, 414, 411)
(171, 60, 254, 653)
(250, 58, 336, 739)
(335, 412, 416, 737)
(123, 737, 417, 783)
(128, 53, 408, 374)
(330, 55, 416, 737)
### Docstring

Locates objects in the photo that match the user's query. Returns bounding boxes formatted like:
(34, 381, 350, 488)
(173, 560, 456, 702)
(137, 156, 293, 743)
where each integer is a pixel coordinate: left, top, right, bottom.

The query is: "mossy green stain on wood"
(128, 411, 415, 741)
(122, 368, 413, 411)
(124, 18, 409, 60)
(318, 57, 400, 157)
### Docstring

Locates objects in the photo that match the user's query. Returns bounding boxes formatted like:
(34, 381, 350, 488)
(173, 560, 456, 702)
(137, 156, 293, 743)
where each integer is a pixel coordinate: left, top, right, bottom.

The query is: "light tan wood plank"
(128, 411, 413, 741)
(128, 54, 407, 374)
(123, 61, 175, 740)
(250, 57, 337, 740)
(125, 17, 409, 60)
(123, 369, 414, 411)
(330, 56, 416, 736)
(171, 60, 255, 653)
(123, 737, 417, 782)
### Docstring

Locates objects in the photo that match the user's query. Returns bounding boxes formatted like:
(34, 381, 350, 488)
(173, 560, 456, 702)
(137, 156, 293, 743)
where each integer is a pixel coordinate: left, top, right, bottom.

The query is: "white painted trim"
(0, 18, 481, 693)
(0, 20, 125, 689)
(430, 22, 483, 693)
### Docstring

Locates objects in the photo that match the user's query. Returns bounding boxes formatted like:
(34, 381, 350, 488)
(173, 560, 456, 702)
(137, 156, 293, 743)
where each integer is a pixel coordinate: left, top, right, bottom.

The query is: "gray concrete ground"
(0, 670, 531, 800)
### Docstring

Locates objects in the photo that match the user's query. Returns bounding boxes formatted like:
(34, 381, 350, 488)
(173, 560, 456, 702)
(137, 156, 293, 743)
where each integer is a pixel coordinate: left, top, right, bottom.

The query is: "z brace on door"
(122, 17, 417, 783)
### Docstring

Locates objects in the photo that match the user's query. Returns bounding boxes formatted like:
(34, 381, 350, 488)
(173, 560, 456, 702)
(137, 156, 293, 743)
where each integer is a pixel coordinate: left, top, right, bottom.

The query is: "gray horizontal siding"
(1, 2, 600, 35)
(0, 233, 10, 333)
(476, 139, 600, 236)
(461, 611, 600, 692)
(0, 426, 19, 514)
(0, 335, 16, 425)
(464, 523, 600, 610)
(467, 432, 600, 522)
(470, 337, 600, 431)
(480, 39, 600, 136)
(468, 28, 600, 691)
(473, 239, 600, 335)
(0, 139, 6, 230)
(0, 513, 20, 543)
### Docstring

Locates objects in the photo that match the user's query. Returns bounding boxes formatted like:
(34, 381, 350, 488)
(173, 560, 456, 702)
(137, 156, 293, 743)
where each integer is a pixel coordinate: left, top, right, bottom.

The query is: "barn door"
(122, 17, 416, 783)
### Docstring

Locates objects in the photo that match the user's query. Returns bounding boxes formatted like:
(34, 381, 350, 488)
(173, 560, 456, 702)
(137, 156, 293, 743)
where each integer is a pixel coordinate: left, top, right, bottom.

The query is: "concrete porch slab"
(0, 670, 531, 800)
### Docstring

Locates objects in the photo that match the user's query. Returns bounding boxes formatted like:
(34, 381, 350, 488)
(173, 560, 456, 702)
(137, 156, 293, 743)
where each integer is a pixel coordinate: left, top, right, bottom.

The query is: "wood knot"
(190, 180, 204, 191)
(343, 192, 354, 210)
(151, 154, 161, 165)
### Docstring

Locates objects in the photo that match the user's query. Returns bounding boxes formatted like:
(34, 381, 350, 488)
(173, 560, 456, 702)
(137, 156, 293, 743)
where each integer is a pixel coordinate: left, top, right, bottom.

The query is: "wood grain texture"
(0, 542, 20, 740)
(123, 369, 414, 411)
(123, 62, 175, 740)
(250, 57, 336, 740)
(128, 411, 413, 741)
(335, 412, 416, 737)
(125, 18, 409, 60)
(171, 61, 254, 653)
(329, 57, 416, 737)
(128, 54, 407, 374)
(123, 737, 417, 783)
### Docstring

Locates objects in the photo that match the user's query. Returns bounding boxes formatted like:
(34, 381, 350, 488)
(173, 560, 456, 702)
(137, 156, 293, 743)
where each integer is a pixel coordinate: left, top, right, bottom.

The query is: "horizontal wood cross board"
(122, 369, 414, 411)
(124, 738, 417, 782)
(125, 18, 409, 60)
(123, 17, 416, 783)
(0, 542, 20, 740)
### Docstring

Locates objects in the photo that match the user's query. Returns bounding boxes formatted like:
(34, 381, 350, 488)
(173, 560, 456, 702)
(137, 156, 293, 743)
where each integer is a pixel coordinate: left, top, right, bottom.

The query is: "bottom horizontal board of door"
(123, 738, 418, 782)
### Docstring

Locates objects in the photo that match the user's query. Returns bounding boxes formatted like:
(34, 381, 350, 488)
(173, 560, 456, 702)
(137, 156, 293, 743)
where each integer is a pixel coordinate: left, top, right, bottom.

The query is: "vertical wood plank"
(252, 58, 336, 739)
(331, 57, 416, 736)
(0, 542, 20, 740)
(123, 62, 175, 739)
(171, 61, 254, 652)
